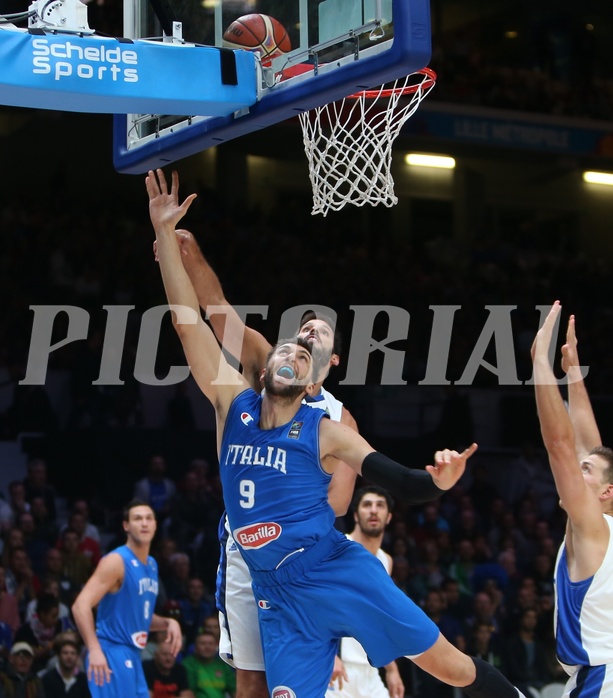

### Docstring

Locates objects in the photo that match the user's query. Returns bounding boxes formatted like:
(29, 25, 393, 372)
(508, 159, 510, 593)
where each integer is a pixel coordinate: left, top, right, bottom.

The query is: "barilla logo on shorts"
(272, 687, 296, 698)
(241, 412, 254, 425)
(234, 522, 282, 549)
(131, 632, 148, 648)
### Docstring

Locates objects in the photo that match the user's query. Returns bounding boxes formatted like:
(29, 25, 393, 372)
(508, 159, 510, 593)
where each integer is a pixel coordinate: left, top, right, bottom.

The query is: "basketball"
(223, 14, 291, 67)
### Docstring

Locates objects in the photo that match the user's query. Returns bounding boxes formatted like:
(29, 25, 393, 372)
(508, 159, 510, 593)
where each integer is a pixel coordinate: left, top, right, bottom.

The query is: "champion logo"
(241, 412, 254, 425)
(258, 599, 271, 610)
(272, 687, 296, 698)
(130, 559, 139, 567)
(234, 522, 282, 549)
(125, 660, 133, 669)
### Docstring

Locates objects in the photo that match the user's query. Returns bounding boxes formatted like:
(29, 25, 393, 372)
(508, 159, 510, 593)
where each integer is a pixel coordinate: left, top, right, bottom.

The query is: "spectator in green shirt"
(183, 631, 236, 698)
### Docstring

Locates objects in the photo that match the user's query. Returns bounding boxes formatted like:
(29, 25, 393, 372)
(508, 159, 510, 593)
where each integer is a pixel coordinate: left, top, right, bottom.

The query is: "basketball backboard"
(113, 0, 432, 174)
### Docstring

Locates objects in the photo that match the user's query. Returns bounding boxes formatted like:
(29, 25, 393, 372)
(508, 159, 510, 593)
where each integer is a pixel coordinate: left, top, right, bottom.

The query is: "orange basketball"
(223, 14, 291, 67)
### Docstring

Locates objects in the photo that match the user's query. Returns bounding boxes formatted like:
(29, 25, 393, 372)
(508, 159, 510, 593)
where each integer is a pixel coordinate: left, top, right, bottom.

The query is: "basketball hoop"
(299, 67, 436, 216)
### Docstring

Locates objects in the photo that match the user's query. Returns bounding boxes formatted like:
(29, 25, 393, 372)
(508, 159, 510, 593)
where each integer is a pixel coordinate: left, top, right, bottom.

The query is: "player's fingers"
(145, 171, 159, 198)
(567, 314, 576, 343)
(180, 193, 198, 214)
(461, 443, 478, 459)
(156, 169, 168, 194)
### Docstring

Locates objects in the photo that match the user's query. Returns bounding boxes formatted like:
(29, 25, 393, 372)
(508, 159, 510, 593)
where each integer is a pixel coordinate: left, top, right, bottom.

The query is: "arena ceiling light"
(583, 171, 613, 186)
(405, 153, 456, 169)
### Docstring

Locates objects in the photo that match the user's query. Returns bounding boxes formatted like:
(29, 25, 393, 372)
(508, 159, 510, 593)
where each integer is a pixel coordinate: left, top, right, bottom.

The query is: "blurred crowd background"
(1, 0, 613, 696)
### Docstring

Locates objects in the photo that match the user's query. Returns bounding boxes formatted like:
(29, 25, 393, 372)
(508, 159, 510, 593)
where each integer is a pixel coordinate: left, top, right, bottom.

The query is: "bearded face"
(263, 342, 313, 400)
(263, 367, 307, 400)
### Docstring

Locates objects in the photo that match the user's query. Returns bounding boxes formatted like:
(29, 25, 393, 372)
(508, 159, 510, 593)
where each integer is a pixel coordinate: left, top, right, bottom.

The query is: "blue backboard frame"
(113, 0, 431, 174)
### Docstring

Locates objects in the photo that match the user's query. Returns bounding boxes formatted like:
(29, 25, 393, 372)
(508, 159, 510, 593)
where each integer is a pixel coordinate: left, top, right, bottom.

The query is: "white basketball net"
(299, 68, 436, 216)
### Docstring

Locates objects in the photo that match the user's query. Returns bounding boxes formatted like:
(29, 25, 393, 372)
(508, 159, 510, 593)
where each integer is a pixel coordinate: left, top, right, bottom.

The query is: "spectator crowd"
(0, 438, 569, 697)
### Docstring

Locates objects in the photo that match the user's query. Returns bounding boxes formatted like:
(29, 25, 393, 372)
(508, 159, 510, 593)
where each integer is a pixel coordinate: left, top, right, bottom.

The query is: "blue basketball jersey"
(219, 389, 334, 571)
(96, 545, 158, 649)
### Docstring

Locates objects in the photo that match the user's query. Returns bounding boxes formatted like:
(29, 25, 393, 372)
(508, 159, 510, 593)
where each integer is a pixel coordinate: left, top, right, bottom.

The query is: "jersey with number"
(220, 388, 333, 571)
(303, 386, 343, 422)
(340, 536, 392, 666)
(554, 514, 613, 669)
(96, 545, 158, 650)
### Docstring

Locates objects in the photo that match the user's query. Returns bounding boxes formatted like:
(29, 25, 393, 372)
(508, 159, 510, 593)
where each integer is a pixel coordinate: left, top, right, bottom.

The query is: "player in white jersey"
(326, 486, 404, 698)
(154, 222, 357, 697)
(533, 303, 613, 698)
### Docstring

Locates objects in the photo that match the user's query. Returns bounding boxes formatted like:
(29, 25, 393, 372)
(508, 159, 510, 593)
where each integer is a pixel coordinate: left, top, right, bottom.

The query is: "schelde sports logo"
(31, 38, 139, 83)
(272, 687, 296, 698)
(234, 522, 282, 549)
(130, 631, 148, 648)
(241, 412, 254, 425)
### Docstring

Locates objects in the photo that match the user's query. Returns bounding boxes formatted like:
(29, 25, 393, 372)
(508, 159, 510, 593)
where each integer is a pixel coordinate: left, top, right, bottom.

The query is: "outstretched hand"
(531, 301, 561, 363)
(146, 169, 197, 232)
(561, 314, 578, 374)
(426, 443, 478, 491)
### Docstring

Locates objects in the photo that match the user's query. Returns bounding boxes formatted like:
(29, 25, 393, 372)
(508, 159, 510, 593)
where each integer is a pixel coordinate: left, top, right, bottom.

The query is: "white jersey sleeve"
(302, 386, 344, 422)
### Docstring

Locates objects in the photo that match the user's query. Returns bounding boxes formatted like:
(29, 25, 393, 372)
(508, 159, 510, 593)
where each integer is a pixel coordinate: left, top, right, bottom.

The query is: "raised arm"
(146, 170, 248, 420)
(561, 314, 602, 457)
(532, 302, 605, 533)
(319, 418, 476, 502)
(161, 228, 271, 390)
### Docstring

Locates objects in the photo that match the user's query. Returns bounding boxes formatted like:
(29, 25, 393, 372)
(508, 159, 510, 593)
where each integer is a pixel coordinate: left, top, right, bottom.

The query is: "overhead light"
(586, 23, 594, 31)
(505, 30, 519, 39)
(405, 153, 456, 169)
(583, 171, 613, 186)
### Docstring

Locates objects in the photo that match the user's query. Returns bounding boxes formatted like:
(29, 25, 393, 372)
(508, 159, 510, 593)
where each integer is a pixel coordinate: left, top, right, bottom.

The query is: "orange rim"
(348, 67, 436, 99)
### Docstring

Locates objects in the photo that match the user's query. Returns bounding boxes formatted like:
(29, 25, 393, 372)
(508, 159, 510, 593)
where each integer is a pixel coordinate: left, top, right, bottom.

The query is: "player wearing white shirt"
(533, 305, 613, 698)
(327, 486, 404, 698)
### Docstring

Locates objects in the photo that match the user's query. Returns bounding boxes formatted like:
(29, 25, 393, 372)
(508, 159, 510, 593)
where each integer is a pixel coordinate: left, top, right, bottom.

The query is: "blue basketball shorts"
(250, 528, 440, 698)
(87, 639, 148, 698)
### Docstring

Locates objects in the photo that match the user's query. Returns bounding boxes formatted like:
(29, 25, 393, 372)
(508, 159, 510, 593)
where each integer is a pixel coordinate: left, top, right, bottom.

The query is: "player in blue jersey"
(72, 500, 182, 698)
(533, 303, 613, 698)
(153, 196, 357, 698)
(147, 168, 527, 698)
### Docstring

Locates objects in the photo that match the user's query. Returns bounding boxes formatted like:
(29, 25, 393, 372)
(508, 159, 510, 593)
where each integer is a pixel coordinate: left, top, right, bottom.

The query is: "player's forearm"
(183, 248, 227, 310)
(71, 600, 102, 652)
(361, 452, 443, 504)
(534, 357, 575, 448)
(155, 228, 201, 321)
(567, 365, 601, 455)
